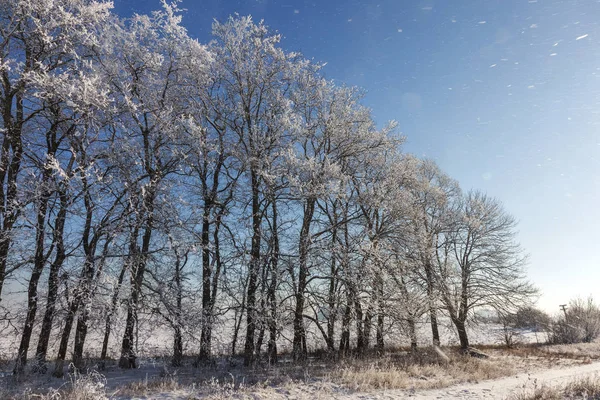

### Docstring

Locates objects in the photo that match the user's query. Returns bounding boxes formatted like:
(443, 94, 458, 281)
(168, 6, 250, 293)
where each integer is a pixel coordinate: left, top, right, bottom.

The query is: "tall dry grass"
(508, 375, 600, 400)
(329, 348, 515, 391)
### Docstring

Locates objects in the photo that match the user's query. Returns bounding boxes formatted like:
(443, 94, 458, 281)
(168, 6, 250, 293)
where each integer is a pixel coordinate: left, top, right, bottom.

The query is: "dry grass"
(117, 374, 181, 396)
(492, 341, 600, 362)
(329, 348, 515, 391)
(564, 375, 600, 398)
(508, 375, 600, 400)
(2, 342, 600, 399)
(508, 384, 563, 400)
(1, 370, 111, 400)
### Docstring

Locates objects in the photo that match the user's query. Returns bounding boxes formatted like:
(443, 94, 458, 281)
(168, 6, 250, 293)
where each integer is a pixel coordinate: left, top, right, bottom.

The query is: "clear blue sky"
(113, 0, 599, 314)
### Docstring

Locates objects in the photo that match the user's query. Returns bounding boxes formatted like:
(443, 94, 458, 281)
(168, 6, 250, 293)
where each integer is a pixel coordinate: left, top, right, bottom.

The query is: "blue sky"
(114, 0, 599, 313)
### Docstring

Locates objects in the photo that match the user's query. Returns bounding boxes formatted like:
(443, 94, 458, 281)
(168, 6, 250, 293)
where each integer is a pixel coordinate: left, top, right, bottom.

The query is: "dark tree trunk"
(363, 307, 373, 352)
(101, 261, 127, 361)
(72, 306, 90, 371)
(231, 292, 245, 356)
(53, 297, 78, 377)
(292, 198, 315, 361)
(119, 199, 154, 369)
(408, 316, 418, 350)
(454, 318, 469, 350)
(72, 258, 97, 371)
(71, 167, 103, 372)
(199, 205, 212, 360)
(266, 201, 279, 364)
(376, 313, 384, 353)
(118, 299, 138, 369)
(355, 294, 364, 353)
(0, 89, 24, 305)
(424, 263, 440, 346)
(326, 211, 338, 353)
(172, 326, 183, 367)
(243, 169, 261, 366)
(34, 186, 68, 372)
(14, 161, 54, 374)
(326, 283, 337, 350)
(375, 273, 385, 353)
(339, 302, 351, 357)
(171, 245, 185, 367)
(429, 307, 440, 346)
(256, 326, 265, 357)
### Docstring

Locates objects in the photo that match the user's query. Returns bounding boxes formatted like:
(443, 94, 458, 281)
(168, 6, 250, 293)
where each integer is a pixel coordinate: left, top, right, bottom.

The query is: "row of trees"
(0, 0, 536, 375)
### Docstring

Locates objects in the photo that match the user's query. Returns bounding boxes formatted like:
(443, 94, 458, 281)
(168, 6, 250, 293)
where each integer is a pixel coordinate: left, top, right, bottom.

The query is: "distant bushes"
(496, 307, 551, 347)
(548, 297, 600, 344)
(511, 307, 552, 331)
(495, 299, 600, 347)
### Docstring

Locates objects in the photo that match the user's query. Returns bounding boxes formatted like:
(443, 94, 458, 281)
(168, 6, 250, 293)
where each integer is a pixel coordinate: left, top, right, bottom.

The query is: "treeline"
(0, 0, 536, 375)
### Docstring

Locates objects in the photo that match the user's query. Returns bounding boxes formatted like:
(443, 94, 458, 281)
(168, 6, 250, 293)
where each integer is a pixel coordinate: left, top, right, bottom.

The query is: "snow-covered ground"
(97, 361, 600, 399)
(398, 362, 600, 399)
(0, 321, 554, 399)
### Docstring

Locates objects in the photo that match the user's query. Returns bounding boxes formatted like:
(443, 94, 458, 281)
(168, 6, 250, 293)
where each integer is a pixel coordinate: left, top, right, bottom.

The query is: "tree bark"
(292, 198, 315, 361)
(266, 200, 279, 364)
(53, 295, 78, 377)
(424, 262, 441, 346)
(243, 169, 261, 366)
(339, 302, 351, 356)
(119, 187, 154, 369)
(101, 261, 128, 361)
(198, 203, 213, 361)
(14, 158, 54, 374)
(408, 315, 418, 350)
(34, 186, 68, 372)
(0, 87, 24, 305)
(454, 318, 469, 350)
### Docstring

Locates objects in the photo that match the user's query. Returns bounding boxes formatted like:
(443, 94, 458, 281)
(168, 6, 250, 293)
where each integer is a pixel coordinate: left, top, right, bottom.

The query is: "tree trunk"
(119, 210, 153, 369)
(14, 164, 53, 374)
(172, 326, 183, 367)
(34, 187, 68, 372)
(53, 297, 78, 377)
(72, 306, 90, 371)
(376, 313, 384, 352)
(199, 205, 212, 360)
(0, 90, 24, 305)
(375, 273, 384, 352)
(101, 261, 128, 361)
(355, 294, 364, 353)
(453, 317, 469, 350)
(267, 201, 279, 364)
(172, 246, 184, 367)
(363, 307, 373, 352)
(424, 263, 440, 346)
(118, 253, 145, 369)
(71, 167, 102, 372)
(339, 302, 351, 356)
(243, 169, 261, 366)
(327, 216, 338, 353)
(408, 315, 418, 350)
(119, 298, 138, 369)
(292, 198, 315, 361)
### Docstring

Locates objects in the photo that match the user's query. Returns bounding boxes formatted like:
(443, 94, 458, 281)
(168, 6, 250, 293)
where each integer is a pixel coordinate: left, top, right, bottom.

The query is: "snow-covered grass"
(507, 374, 600, 400)
(1, 369, 109, 400)
(330, 349, 514, 391)
(2, 340, 600, 399)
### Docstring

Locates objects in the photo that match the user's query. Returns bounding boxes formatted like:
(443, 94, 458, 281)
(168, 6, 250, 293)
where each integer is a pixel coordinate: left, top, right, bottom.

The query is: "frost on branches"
(0, 1, 537, 375)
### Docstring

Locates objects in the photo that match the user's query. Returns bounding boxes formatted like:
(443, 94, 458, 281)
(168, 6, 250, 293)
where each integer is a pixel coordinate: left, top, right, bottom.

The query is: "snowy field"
(0, 319, 566, 400)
